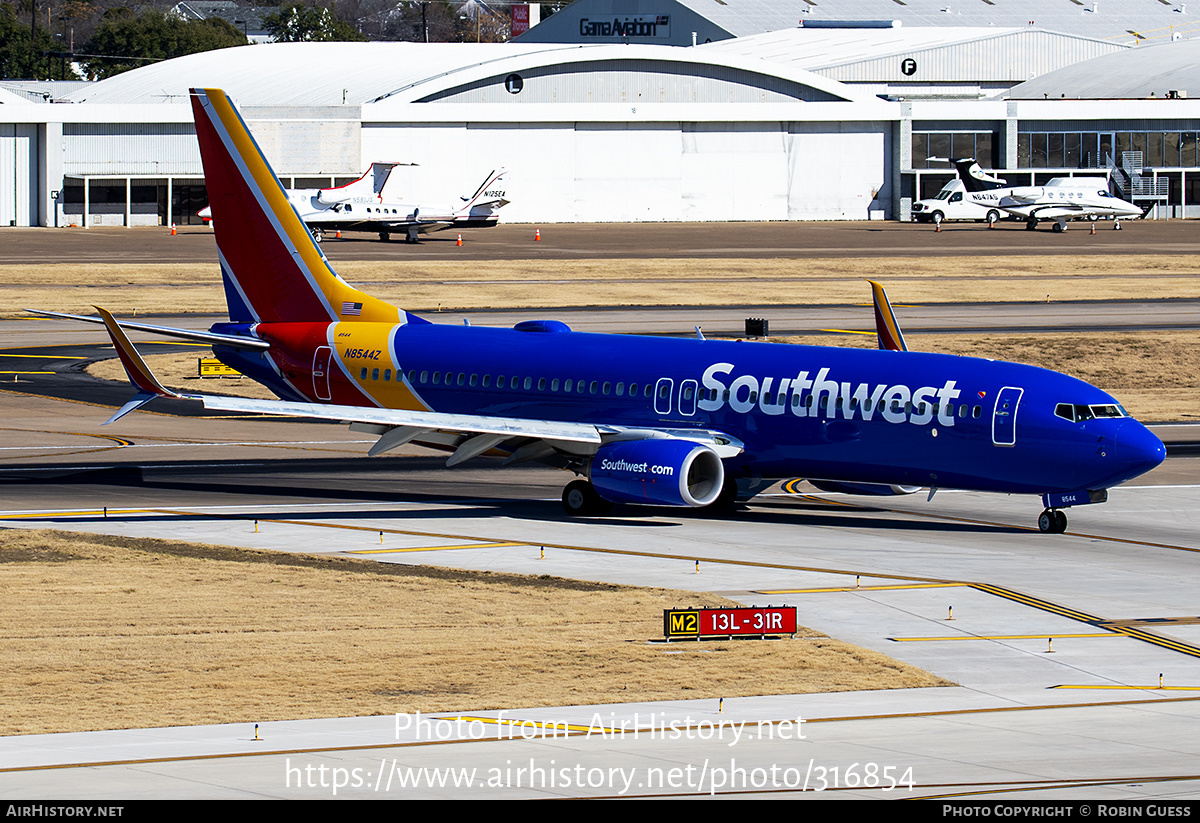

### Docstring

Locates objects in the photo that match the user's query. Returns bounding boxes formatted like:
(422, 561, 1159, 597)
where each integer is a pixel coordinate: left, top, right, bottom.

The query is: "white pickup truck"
(910, 179, 1002, 225)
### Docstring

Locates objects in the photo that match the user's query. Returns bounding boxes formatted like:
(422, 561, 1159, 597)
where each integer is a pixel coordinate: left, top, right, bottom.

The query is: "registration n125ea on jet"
(954, 158, 1144, 232)
(42, 88, 1165, 534)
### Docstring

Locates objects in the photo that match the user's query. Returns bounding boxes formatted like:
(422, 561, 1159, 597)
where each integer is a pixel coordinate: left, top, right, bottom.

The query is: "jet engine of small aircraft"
(806, 480, 922, 496)
(579, 439, 725, 510)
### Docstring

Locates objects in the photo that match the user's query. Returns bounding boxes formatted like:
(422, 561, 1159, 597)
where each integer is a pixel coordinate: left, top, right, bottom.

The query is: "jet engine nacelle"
(589, 440, 724, 507)
(807, 480, 921, 496)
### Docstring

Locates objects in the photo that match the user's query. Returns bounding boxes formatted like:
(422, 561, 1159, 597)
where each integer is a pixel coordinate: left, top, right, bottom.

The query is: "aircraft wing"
(996, 202, 1090, 219)
(92, 306, 743, 464)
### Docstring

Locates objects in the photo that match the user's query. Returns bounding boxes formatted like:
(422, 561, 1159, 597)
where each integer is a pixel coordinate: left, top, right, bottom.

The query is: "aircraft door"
(991, 386, 1023, 446)
(678, 379, 698, 416)
(654, 378, 674, 416)
(313, 346, 333, 401)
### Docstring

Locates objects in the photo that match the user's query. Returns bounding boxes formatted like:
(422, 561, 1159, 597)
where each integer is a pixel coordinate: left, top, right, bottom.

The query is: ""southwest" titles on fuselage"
(698, 362, 962, 426)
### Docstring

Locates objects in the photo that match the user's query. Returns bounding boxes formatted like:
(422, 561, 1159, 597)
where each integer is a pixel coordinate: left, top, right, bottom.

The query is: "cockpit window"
(1056, 402, 1127, 422)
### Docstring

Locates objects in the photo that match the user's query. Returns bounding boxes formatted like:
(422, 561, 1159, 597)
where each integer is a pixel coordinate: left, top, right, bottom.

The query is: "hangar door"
(786, 123, 889, 220)
(0, 124, 36, 227)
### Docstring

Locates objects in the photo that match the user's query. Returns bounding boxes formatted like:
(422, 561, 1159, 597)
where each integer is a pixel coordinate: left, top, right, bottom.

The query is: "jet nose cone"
(1119, 422, 1166, 482)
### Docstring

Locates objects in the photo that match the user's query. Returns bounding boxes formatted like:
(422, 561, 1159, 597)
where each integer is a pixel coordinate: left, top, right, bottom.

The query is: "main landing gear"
(562, 480, 613, 517)
(1038, 508, 1068, 534)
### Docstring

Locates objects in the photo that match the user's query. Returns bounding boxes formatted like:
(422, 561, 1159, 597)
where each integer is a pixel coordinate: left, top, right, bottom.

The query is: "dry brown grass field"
(8, 252, 1196, 736)
(4, 254, 1200, 315)
(0, 529, 948, 735)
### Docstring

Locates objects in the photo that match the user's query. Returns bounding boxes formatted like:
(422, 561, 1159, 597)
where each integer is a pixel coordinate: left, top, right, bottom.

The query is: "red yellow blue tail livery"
(47, 88, 1167, 533)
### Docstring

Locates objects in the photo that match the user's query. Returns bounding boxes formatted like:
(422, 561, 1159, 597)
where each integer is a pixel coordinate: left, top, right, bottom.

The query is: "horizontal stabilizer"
(28, 309, 270, 350)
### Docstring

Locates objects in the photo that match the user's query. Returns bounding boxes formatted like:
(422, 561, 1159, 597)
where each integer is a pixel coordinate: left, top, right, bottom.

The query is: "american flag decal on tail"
(342, 302, 363, 316)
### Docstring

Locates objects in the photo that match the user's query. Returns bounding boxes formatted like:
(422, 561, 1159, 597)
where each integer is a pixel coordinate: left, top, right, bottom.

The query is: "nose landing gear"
(1038, 509, 1068, 534)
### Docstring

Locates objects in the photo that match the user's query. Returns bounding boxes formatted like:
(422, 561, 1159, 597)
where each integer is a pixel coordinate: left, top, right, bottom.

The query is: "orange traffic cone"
(1090, 223, 1095, 235)
(535, 227, 541, 241)
(170, 223, 177, 236)
(335, 230, 342, 239)
(456, 233, 463, 246)
(934, 221, 940, 232)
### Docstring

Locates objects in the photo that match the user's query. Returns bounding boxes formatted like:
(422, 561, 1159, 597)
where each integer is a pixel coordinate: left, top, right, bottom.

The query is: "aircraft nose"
(1116, 422, 1166, 482)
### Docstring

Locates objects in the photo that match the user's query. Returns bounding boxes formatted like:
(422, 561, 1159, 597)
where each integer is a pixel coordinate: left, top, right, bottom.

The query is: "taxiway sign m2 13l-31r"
(50, 88, 1165, 534)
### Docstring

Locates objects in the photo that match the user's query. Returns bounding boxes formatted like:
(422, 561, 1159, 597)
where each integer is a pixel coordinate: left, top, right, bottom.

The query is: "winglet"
(867, 281, 908, 352)
(95, 306, 181, 423)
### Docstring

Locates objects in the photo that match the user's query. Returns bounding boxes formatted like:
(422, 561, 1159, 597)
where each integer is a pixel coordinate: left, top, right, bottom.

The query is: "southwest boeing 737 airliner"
(44, 88, 1166, 534)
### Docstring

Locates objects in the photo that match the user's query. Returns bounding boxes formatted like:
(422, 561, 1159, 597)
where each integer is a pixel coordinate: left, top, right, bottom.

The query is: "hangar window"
(911, 131, 996, 169)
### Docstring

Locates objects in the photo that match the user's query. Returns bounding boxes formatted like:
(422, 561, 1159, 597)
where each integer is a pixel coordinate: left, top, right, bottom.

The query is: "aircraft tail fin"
(190, 88, 408, 325)
(457, 168, 509, 213)
(316, 162, 401, 205)
(953, 157, 1007, 193)
(868, 280, 908, 352)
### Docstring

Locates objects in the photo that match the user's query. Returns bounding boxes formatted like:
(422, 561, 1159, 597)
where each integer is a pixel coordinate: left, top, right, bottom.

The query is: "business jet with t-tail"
(954, 158, 1144, 232)
(41, 89, 1165, 535)
(201, 161, 509, 243)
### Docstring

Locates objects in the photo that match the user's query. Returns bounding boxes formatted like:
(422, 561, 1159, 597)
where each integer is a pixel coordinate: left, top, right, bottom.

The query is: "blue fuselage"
(216, 320, 1166, 496)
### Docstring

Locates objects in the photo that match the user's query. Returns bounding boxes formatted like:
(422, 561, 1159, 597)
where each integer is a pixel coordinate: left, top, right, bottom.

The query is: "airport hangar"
(3, 23, 1200, 229)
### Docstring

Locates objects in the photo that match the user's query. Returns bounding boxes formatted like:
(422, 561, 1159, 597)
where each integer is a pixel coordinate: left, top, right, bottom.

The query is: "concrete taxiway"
(4, 218, 1200, 265)
(1, 385, 1199, 798)
(2, 222, 1199, 797)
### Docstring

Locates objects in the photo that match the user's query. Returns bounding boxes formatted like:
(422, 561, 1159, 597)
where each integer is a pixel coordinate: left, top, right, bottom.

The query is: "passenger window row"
(358, 367, 646, 398)
(355, 366, 988, 419)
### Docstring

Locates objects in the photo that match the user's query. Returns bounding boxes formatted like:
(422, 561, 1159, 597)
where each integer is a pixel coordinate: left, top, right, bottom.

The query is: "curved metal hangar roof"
(1008, 37, 1200, 99)
(64, 40, 874, 107)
